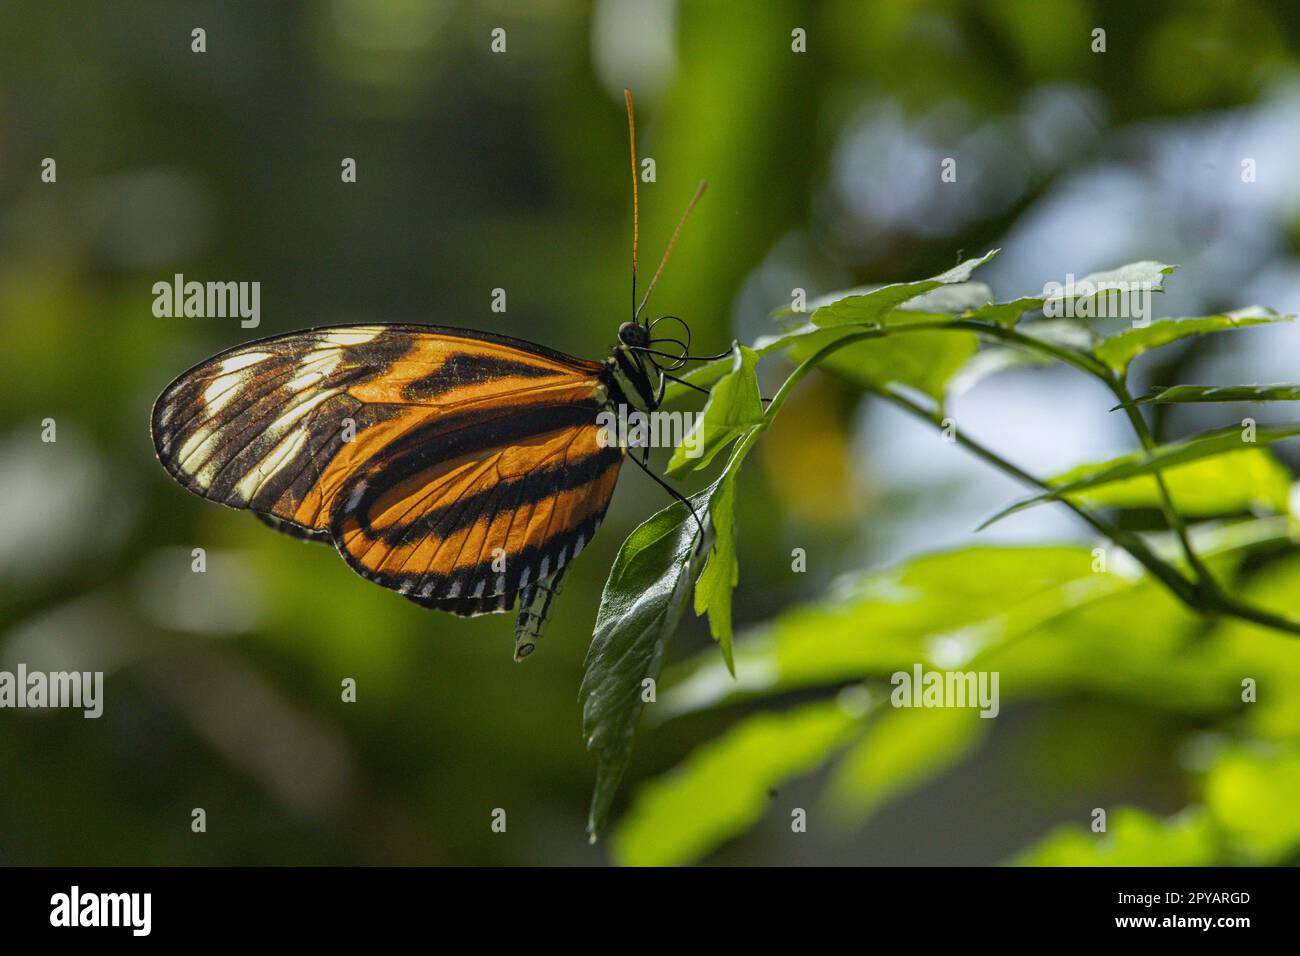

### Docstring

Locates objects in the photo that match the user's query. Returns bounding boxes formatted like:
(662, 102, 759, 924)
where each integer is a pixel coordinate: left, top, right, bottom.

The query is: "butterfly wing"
(331, 402, 621, 611)
(152, 324, 622, 619)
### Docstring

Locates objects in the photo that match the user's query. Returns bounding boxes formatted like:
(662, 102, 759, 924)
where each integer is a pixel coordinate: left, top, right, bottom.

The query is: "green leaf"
(784, 280, 994, 320)
(1205, 745, 1300, 862)
(672, 349, 769, 668)
(946, 346, 1053, 397)
(1208, 552, 1300, 741)
(665, 345, 763, 477)
(649, 530, 1300, 857)
(1018, 744, 1300, 865)
(693, 466, 739, 673)
(1016, 808, 1216, 866)
(1015, 317, 1100, 352)
(810, 250, 998, 328)
(668, 277, 990, 404)
(611, 699, 861, 866)
(979, 424, 1300, 529)
(1044, 260, 1176, 303)
(690, 413, 767, 672)
(1128, 383, 1300, 406)
(1065, 448, 1292, 517)
(943, 319, 1097, 398)
(889, 281, 993, 315)
(662, 546, 1119, 715)
(786, 325, 978, 403)
(663, 524, 1298, 719)
(1094, 308, 1291, 374)
(964, 296, 1044, 328)
(963, 261, 1177, 329)
(825, 704, 988, 823)
(664, 326, 803, 402)
(581, 486, 715, 840)
(668, 350, 770, 672)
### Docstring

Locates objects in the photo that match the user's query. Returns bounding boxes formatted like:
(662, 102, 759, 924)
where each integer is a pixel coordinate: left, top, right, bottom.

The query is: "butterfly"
(150, 92, 724, 661)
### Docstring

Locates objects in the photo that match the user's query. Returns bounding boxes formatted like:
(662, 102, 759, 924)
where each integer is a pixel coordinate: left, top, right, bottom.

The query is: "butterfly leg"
(653, 370, 669, 407)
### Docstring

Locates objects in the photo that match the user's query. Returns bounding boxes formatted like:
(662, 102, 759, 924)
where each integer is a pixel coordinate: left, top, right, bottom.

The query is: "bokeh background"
(2, 0, 1299, 865)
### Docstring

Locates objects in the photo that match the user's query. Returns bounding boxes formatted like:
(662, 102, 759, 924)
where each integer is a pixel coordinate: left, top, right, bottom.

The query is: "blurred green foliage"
(622, 529, 1300, 865)
(2, 0, 1299, 866)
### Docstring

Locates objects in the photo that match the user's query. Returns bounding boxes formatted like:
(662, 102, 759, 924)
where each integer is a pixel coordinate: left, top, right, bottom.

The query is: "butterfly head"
(617, 321, 650, 349)
(608, 316, 689, 413)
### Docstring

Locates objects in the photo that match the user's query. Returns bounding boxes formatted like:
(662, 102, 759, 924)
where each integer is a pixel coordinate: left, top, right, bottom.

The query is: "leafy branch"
(580, 249, 1300, 840)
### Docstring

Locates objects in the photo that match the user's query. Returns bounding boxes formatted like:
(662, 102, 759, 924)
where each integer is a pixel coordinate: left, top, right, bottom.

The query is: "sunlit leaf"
(964, 296, 1044, 328)
(1127, 383, 1300, 406)
(582, 487, 715, 839)
(1065, 448, 1292, 517)
(1019, 744, 1300, 865)
(979, 424, 1300, 528)
(1204, 745, 1300, 862)
(668, 275, 991, 404)
(1016, 808, 1216, 866)
(1044, 260, 1176, 304)
(690, 406, 767, 671)
(945, 346, 1052, 398)
(663, 524, 1300, 720)
(1015, 317, 1100, 352)
(811, 249, 999, 328)
(669, 313, 963, 404)
(611, 699, 861, 866)
(890, 281, 993, 315)
(666, 345, 762, 477)
(665, 325, 806, 400)
(784, 280, 994, 319)
(787, 325, 978, 402)
(651, 531, 1300, 860)
(964, 261, 1176, 329)
(1094, 308, 1290, 374)
(693, 466, 739, 672)
(1209, 553, 1300, 740)
(825, 704, 989, 823)
(662, 546, 1118, 716)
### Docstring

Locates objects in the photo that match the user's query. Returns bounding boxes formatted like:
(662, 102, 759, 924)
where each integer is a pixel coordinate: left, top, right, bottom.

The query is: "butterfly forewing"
(152, 324, 622, 617)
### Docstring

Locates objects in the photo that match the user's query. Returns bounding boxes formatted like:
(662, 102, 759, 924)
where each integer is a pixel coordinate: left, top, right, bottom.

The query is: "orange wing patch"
(332, 414, 622, 610)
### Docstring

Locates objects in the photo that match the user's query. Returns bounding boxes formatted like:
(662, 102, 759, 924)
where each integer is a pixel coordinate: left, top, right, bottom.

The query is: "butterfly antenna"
(625, 89, 639, 323)
(629, 450, 706, 539)
(635, 179, 708, 324)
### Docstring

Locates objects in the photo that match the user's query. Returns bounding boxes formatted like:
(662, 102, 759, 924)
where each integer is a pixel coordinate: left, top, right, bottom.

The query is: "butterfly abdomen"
(513, 565, 569, 660)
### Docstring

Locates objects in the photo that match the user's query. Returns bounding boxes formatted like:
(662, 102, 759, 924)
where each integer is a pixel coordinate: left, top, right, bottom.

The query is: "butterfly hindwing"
(152, 324, 621, 621)
(330, 403, 622, 612)
(254, 510, 333, 544)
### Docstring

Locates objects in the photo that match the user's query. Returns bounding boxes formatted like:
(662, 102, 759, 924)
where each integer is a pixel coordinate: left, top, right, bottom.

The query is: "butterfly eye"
(618, 321, 649, 347)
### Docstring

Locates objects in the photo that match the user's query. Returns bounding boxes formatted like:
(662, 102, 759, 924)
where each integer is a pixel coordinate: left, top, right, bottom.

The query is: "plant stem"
(1206, 592, 1300, 636)
(757, 324, 1300, 638)
(866, 383, 1300, 636)
(951, 320, 1215, 589)
(859, 382, 1201, 608)
(697, 316, 1300, 638)
(756, 330, 1200, 605)
(1107, 374, 1218, 592)
(883, 318, 1213, 590)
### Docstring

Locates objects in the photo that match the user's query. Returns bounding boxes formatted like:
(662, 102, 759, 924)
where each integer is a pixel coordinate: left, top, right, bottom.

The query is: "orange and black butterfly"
(150, 92, 720, 661)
